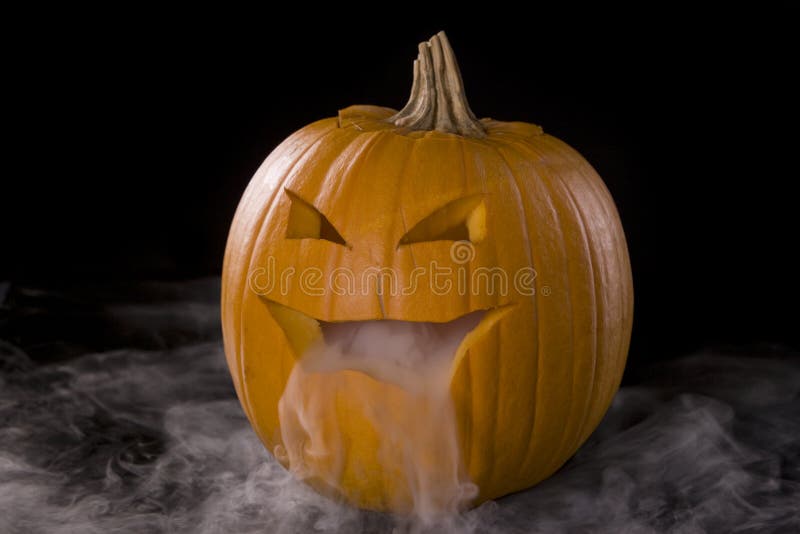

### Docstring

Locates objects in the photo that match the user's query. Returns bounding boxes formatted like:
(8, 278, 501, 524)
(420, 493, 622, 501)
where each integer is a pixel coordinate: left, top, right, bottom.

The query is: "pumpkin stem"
(390, 31, 486, 138)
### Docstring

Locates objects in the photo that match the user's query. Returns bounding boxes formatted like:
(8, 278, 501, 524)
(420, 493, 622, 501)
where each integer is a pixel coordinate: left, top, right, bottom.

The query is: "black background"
(3, 5, 798, 365)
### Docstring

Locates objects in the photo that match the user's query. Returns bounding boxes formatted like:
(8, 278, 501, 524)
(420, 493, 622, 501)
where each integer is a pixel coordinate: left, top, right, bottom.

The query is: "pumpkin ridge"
(539, 136, 633, 441)
(232, 121, 341, 423)
(502, 137, 593, 478)
(520, 143, 579, 479)
(394, 140, 418, 270)
(529, 142, 602, 461)
(223, 120, 336, 368)
(485, 141, 542, 486)
(330, 131, 394, 318)
(239, 124, 364, 436)
(523, 134, 630, 444)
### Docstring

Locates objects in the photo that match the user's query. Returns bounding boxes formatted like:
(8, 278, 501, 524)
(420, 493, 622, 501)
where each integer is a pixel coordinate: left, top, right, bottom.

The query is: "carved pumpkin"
(221, 32, 633, 512)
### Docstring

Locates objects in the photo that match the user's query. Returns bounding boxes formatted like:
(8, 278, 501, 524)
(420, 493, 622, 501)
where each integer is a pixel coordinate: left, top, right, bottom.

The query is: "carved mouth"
(261, 298, 514, 389)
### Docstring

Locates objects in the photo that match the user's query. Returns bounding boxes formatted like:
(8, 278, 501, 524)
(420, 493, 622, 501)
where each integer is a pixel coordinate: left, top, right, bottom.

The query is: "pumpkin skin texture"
(221, 33, 633, 512)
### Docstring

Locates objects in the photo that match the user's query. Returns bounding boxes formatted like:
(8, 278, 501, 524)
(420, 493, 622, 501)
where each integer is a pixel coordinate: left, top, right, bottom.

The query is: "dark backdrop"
(3, 5, 798, 364)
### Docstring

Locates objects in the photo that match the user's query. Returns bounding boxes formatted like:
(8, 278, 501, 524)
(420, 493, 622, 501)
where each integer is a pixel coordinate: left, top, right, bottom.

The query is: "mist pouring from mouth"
(277, 314, 483, 522)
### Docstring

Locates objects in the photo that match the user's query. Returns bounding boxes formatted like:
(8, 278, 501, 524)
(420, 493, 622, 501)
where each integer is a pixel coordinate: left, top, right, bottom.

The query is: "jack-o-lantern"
(221, 32, 633, 514)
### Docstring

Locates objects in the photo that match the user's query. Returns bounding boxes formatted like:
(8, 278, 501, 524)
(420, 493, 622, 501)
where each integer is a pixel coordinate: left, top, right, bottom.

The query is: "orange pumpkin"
(221, 31, 633, 512)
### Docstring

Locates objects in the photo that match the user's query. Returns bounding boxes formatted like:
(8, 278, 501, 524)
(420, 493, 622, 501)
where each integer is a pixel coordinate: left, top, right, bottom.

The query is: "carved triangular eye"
(285, 189, 348, 246)
(399, 194, 486, 245)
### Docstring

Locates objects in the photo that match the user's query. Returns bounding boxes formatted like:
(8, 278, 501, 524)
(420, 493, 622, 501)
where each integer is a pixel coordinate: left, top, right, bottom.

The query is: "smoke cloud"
(1, 280, 798, 533)
(279, 314, 483, 522)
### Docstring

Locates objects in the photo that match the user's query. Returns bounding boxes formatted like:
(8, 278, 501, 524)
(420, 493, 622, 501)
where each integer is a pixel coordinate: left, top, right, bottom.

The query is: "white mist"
(277, 315, 483, 523)
(2, 281, 800, 533)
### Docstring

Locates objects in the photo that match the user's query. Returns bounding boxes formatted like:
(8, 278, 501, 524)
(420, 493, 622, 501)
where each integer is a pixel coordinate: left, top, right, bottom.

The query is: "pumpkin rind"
(221, 34, 633, 511)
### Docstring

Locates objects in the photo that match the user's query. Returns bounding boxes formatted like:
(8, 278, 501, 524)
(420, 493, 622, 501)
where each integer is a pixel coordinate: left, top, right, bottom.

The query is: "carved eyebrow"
(284, 188, 348, 246)
(399, 194, 486, 245)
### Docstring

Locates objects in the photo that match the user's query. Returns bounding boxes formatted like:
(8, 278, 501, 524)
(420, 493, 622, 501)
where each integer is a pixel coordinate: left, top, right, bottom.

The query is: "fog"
(1, 280, 798, 533)
(280, 314, 484, 522)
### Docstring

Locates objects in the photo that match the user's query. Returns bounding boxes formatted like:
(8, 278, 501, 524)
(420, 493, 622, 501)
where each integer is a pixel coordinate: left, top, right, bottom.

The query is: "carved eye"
(399, 194, 486, 245)
(285, 189, 348, 246)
